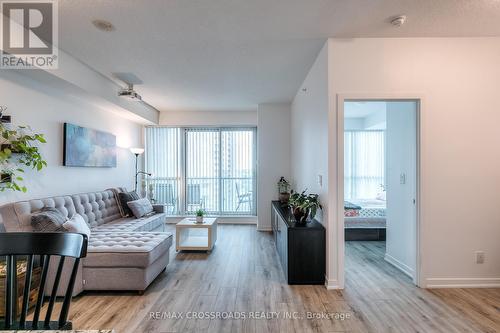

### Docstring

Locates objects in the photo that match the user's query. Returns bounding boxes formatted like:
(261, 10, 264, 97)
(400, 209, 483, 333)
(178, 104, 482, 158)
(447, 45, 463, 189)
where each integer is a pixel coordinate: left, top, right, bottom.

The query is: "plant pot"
(292, 207, 309, 224)
(196, 216, 204, 223)
(279, 192, 290, 203)
(0, 173, 12, 183)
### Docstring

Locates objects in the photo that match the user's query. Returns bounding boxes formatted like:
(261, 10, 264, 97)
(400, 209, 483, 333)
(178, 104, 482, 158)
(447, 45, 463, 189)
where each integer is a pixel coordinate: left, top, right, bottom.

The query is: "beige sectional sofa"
(0, 188, 172, 296)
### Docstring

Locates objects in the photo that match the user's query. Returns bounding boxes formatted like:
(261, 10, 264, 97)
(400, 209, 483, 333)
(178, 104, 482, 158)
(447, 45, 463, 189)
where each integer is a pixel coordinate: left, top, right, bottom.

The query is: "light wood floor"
(63, 225, 499, 333)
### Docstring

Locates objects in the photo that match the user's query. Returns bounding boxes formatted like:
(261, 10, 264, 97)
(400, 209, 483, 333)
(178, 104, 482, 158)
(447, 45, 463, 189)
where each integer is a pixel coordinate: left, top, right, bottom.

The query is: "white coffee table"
(176, 217, 218, 252)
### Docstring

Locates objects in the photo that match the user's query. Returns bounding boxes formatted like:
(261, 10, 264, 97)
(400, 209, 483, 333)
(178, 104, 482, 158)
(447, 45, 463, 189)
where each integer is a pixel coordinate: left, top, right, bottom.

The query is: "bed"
(344, 199, 386, 240)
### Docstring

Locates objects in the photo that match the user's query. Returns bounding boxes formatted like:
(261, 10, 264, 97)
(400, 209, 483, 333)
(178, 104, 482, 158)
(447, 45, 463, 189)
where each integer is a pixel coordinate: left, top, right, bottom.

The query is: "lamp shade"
(130, 147, 145, 155)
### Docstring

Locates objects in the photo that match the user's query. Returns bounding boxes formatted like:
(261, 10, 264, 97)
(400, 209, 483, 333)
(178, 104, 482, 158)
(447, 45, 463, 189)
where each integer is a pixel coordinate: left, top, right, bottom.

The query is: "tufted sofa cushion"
(91, 213, 166, 233)
(2, 196, 76, 232)
(84, 232, 173, 268)
(0, 188, 173, 296)
(72, 190, 121, 228)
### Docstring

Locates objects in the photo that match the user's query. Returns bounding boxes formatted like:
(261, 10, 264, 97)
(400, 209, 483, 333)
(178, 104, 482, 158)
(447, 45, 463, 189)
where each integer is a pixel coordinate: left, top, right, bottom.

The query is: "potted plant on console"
(288, 190, 322, 224)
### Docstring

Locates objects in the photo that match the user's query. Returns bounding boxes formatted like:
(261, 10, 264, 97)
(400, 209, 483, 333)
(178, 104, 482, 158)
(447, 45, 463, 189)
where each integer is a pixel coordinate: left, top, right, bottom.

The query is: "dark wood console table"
(271, 201, 326, 284)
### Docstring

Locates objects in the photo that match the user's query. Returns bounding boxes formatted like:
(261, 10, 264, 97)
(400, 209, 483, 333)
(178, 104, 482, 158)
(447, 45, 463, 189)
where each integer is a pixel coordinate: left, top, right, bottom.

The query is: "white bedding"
(350, 199, 386, 218)
(345, 198, 386, 229)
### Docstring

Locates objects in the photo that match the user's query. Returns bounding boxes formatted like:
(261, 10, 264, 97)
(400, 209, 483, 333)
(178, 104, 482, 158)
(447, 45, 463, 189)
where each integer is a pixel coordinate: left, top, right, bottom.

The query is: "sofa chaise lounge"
(0, 188, 172, 296)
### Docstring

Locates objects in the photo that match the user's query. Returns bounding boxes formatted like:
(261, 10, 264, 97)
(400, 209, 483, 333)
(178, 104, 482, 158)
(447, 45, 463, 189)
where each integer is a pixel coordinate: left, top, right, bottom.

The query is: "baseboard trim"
(217, 220, 257, 225)
(425, 277, 500, 288)
(325, 278, 341, 290)
(384, 253, 414, 278)
(257, 227, 272, 232)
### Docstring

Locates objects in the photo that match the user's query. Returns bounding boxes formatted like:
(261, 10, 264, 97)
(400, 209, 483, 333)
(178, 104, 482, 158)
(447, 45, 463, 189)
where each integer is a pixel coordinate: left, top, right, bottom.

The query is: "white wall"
(0, 71, 142, 205)
(328, 37, 500, 288)
(291, 43, 331, 281)
(385, 102, 417, 278)
(159, 110, 257, 126)
(291, 43, 329, 213)
(257, 103, 291, 230)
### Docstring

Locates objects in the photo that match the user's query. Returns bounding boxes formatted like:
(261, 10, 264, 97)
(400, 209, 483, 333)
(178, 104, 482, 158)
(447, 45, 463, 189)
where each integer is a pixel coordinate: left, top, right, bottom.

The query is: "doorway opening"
(341, 99, 420, 287)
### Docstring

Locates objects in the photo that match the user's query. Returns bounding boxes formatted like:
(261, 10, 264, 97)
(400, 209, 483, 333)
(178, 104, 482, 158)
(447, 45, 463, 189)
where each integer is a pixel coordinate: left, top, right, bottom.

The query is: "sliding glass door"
(145, 127, 256, 216)
(185, 128, 220, 214)
(220, 129, 255, 214)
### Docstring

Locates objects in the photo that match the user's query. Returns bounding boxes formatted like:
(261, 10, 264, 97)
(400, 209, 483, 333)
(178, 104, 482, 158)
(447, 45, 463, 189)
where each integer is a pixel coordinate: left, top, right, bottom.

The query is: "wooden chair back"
(0, 232, 87, 330)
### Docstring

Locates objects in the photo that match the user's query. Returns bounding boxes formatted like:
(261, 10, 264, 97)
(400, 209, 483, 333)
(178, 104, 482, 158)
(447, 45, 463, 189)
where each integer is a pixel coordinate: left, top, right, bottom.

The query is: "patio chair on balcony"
(235, 182, 252, 212)
(155, 183, 177, 214)
(186, 183, 204, 212)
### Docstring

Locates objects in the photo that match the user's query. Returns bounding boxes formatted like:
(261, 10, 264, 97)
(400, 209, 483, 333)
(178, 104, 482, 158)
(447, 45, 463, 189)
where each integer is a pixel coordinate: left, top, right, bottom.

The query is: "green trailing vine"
(0, 123, 47, 192)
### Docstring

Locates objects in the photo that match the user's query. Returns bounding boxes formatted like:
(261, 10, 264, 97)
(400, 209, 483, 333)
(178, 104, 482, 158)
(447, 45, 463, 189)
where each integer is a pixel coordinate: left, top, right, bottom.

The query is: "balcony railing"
(144, 177, 254, 215)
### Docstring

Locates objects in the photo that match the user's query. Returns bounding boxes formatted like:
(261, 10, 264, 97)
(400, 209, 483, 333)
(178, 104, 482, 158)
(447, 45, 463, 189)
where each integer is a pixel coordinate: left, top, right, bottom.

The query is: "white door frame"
(335, 93, 424, 288)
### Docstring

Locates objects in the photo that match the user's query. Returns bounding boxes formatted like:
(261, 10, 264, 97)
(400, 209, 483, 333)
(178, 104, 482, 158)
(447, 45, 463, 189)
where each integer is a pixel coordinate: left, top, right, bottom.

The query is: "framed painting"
(63, 123, 117, 167)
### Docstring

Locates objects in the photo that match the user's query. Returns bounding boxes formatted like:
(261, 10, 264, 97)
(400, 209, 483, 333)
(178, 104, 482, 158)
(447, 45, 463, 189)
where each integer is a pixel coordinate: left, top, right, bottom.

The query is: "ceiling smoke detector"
(118, 84, 142, 102)
(92, 19, 115, 32)
(390, 15, 407, 27)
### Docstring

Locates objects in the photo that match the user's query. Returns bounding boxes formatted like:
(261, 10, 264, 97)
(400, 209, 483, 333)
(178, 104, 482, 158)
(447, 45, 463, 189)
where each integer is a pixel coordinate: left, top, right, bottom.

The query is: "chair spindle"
(32, 254, 50, 328)
(58, 257, 80, 328)
(19, 254, 34, 328)
(44, 256, 65, 328)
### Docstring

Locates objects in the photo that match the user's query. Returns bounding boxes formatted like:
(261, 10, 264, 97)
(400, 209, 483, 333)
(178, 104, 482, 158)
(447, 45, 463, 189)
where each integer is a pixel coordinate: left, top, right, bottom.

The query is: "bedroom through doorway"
(343, 100, 418, 286)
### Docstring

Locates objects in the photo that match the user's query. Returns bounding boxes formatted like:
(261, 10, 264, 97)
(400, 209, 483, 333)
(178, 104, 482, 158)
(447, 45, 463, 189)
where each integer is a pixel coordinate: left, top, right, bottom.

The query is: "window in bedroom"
(145, 127, 257, 216)
(344, 130, 385, 200)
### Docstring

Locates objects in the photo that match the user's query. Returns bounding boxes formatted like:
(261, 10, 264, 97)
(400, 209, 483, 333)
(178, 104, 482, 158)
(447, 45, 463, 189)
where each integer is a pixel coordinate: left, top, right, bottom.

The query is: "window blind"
(344, 130, 385, 200)
(145, 127, 256, 215)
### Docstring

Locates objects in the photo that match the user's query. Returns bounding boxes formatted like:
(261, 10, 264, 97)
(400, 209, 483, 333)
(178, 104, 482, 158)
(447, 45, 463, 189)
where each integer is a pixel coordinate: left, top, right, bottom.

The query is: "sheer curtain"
(344, 131, 385, 200)
(144, 127, 181, 214)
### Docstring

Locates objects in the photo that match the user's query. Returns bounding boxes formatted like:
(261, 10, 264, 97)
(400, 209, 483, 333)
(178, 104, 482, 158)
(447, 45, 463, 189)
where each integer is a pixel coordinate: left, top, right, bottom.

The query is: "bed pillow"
(117, 191, 140, 217)
(344, 201, 362, 210)
(30, 207, 67, 232)
(127, 198, 154, 218)
(345, 210, 360, 217)
(63, 213, 91, 238)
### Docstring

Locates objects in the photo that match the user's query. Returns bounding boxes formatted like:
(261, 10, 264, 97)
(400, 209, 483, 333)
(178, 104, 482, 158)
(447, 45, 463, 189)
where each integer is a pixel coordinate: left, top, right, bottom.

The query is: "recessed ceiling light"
(92, 19, 115, 32)
(390, 15, 407, 27)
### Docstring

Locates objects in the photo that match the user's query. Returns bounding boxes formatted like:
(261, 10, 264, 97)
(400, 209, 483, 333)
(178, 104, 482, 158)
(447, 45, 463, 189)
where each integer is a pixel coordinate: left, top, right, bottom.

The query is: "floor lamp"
(130, 148, 151, 193)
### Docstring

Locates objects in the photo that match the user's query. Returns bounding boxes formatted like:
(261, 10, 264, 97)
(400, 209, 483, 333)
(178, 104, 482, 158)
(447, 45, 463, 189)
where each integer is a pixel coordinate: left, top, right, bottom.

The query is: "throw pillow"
(110, 188, 124, 216)
(30, 207, 67, 232)
(62, 213, 91, 238)
(118, 191, 140, 217)
(127, 198, 154, 218)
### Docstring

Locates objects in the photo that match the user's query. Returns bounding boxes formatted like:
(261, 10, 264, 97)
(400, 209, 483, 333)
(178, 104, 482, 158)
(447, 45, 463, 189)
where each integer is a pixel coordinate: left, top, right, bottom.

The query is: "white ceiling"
(58, 0, 500, 112)
(345, 102, 387, 119)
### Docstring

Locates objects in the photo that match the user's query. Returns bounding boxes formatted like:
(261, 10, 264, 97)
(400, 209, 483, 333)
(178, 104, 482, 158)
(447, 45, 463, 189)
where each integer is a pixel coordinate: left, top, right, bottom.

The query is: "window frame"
(145, 125, 258, 216)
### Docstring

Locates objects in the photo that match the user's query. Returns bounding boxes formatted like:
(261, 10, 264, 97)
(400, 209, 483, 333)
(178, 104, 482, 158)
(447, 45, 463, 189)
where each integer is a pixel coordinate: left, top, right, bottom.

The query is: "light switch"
(400, 173, 406, 185)
(317, 175, 323, 187)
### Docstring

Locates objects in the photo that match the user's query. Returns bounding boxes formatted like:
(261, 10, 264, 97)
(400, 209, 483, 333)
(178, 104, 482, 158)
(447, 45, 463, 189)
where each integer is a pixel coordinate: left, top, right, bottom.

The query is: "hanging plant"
(0, 124, 47, 192)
